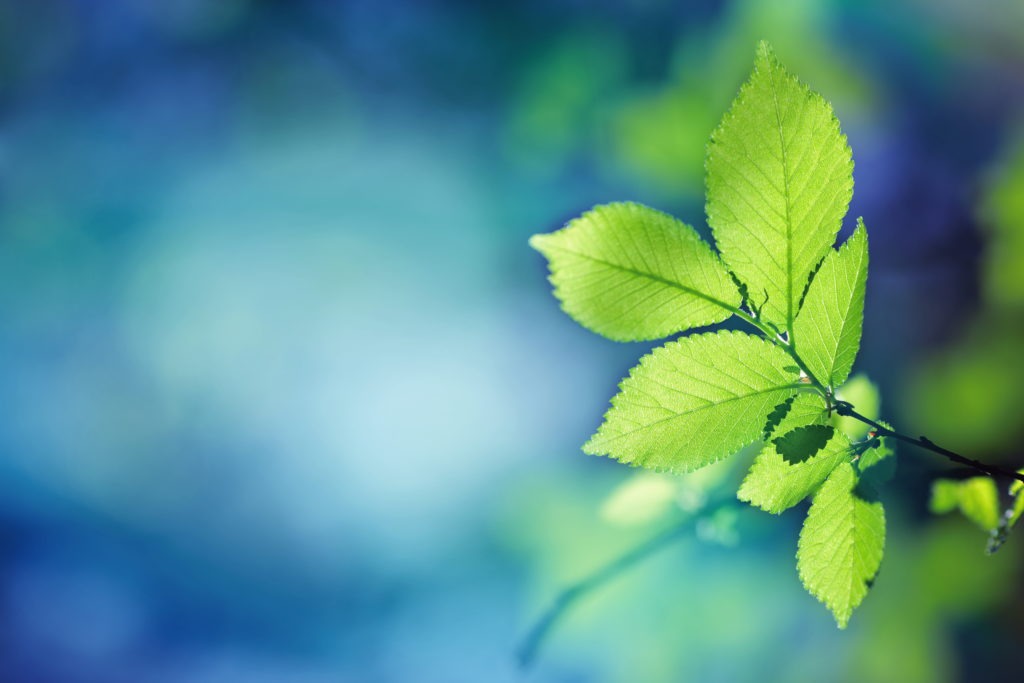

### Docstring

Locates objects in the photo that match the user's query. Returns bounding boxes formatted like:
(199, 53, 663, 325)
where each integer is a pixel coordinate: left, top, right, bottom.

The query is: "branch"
(730, 307, 831, 401)
(731, 296, 1024, 487)
(516, 504, 728, 669)
(834, 401, 1024, 485)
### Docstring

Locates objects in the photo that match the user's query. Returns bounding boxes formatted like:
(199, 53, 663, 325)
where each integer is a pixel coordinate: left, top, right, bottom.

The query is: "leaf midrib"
(595, 382, 805, 442)
(766, 59, 796, 333)
(541, 244, 738, 315)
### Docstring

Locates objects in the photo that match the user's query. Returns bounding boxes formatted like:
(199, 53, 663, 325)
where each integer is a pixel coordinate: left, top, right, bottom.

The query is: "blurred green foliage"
(2, 0, 1023, 679)
(506, 0, 874, 200)
(507, 465, 1020, 683)
(907, 131, 1024, 455)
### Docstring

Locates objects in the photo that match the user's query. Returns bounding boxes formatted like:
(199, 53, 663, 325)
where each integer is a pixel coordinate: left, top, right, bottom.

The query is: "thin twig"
(834, 401, 1024, 485)
(732, 300, 1023, 486)
(731, 307, 831, 401)
(519, 301, 1023, 668)
(516, 508, 719, 669)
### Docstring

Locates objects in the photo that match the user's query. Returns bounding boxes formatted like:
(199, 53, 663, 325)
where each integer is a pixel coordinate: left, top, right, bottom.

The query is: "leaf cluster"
(532, 42, 891, 626)
(930, 472, 1024, 554)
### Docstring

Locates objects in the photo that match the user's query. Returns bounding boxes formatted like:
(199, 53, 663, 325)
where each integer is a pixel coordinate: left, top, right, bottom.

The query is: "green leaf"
(705, 42, 853, 329)
(765, 392, 828, 439)
(857, 427, 893, 474)
(929, 477, 1001, 531)
(929, 480, 962, 515)
(1010, 473, 1024, 527)
(738, 425, 851, 514)
(775, 424, 834, 464)
(857, 424, 896, 491)
(1012, 495, 1024, 528)
(797, 462, 885, 628)
(584, 330, 801, 473)
(793, 222, 868, 388)
(957, 479, 999, 532)
(529, 202, 741, 341)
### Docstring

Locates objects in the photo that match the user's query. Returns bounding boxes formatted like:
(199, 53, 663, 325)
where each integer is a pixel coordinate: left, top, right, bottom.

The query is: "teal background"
(0, 1, 1023, 680)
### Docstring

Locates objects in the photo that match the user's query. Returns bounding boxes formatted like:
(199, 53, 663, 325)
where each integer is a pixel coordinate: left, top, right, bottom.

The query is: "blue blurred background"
(1, 1, 1023, 681)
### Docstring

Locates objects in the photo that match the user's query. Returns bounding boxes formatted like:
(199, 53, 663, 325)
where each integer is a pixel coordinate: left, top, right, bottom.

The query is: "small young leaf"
(775, 424, 835, 464)
(960, 479, 1004, 531)
(857, 429, 893, 474)
(584, 331, 801, 473)
(706, 42, 853, 330)
(929, 480, 962, 514)
(738, 426, 851, 514)
(1011, 474, 1024, 527)
(529, 202, 741, 341)
(857, 427, 896, 491)
(767, 392, 828, 439)
(793, 222, 869, 388)
(933, 472, 1024, 554)
(1012, 498, 1024, 528)
(797, 462, 885, 628)
(929, 477, 1001, 531)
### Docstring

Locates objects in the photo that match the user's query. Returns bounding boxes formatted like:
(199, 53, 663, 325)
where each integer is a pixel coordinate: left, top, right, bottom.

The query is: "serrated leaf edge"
(797, 464, 885, 628)
(583, 329, 804, 474)
(529, 202, 741, 342)
(705, 40, 854, 331)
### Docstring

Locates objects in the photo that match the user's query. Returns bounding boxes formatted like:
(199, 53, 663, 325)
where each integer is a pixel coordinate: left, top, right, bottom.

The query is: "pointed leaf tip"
(529, 202, 741, 341)
(797, 463, 885, 628)
(929, 476, 1001, 532)
(755, 40, 775, 61)
(706, 42, 853, 330)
